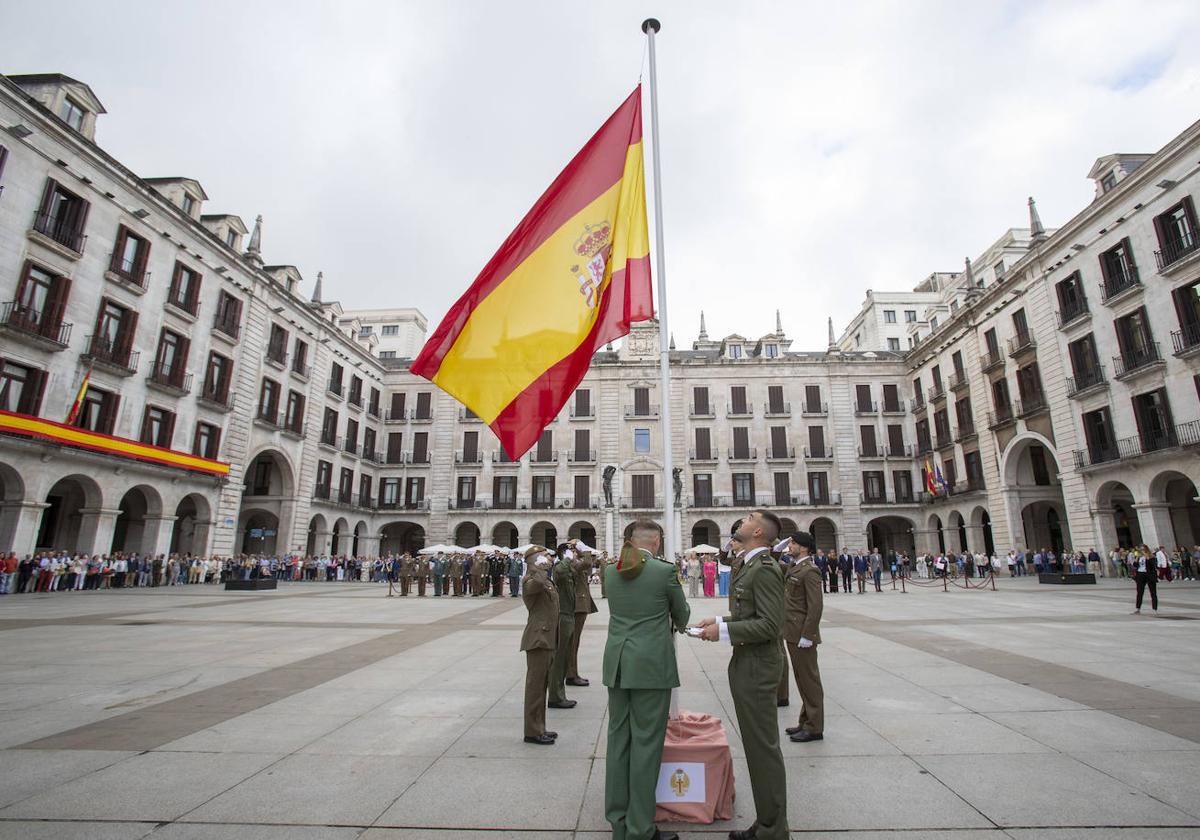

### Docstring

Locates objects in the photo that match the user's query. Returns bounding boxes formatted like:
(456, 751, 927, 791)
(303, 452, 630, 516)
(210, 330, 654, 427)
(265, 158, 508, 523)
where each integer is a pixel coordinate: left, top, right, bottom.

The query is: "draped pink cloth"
(654, 711, 736, 824)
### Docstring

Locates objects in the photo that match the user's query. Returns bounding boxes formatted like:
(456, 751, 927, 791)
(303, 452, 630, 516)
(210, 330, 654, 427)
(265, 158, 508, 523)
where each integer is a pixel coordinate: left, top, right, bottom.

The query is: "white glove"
(798, 637, 813, 649)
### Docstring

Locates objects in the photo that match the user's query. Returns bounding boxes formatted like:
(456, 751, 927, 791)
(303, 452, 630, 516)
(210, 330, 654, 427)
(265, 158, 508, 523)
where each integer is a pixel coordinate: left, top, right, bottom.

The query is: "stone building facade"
(2, 71, 1198, 561)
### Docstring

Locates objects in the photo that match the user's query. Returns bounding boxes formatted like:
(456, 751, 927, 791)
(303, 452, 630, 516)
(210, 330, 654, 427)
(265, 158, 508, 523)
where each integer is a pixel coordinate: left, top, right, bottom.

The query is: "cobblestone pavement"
(0, 575, 1197, 839)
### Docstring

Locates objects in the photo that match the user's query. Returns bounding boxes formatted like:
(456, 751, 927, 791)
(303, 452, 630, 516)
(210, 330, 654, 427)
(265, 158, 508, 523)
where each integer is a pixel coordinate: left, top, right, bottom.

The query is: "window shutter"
(43, 273, 71, 337)
(162, 411, 176, 448)
(117, 308, 139, 355)
(134, 233, 150, 282)
(110, 228, 127, 274)
(21, 368, 48, 416)
(176, 336, 191, 383)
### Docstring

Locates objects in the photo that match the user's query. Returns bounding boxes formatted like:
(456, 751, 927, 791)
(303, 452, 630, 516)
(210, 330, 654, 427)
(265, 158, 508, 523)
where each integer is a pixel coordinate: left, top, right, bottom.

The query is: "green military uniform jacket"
(602, 549, 691, 689)
(782, 556, 823, 645)
(722, 546, 784, 645)
(520, 567, 559, 651)
(552, 557, 576, 617)
(573, 557, 598, 614)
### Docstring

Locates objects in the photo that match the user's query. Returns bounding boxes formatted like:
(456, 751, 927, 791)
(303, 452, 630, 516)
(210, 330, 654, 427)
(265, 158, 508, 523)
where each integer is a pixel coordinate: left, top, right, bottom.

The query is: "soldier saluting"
(520, 545, 559, 745)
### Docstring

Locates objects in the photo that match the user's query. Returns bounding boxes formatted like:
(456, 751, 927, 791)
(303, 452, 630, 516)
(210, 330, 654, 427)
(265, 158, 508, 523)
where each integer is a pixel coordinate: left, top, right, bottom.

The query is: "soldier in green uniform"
(694, 510, 789, 840)
(604, 520, 689, 840)
(520, 545, 559, 745)
(782, 531, 824, 742)
(567, 542, 598, 686)
(399, 552, 414, 596)
(548, 543, 578, 709)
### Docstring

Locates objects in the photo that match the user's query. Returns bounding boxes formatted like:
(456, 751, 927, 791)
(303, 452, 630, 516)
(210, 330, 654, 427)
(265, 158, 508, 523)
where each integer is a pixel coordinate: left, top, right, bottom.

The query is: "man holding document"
(603, 520, 690, 840)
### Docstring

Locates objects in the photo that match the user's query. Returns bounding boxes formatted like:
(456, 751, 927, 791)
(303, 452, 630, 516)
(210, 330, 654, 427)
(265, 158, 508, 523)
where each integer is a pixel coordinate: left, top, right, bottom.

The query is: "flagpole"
(641, 17, 677, 565)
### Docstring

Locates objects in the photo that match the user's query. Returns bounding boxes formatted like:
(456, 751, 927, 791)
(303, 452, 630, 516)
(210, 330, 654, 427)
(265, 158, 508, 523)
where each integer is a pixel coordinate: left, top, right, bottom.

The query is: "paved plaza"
(0, 576, 1198, 840)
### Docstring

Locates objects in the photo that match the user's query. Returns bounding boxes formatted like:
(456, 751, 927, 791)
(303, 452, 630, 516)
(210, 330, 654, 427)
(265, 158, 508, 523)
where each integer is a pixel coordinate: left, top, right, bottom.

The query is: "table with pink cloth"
(654, 711, 736, 823)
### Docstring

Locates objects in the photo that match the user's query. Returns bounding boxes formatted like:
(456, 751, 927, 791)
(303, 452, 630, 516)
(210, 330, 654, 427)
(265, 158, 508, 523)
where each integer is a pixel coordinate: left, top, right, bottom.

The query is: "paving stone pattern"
(0, 577, 1197, 839)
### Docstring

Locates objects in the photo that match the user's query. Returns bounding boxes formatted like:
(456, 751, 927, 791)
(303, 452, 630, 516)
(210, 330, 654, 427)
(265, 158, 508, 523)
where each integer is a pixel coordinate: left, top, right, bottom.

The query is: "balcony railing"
(621, 496, 663, 510)
(281, 420, 307, 438)
(725, 406, 753, 418)
(197, 384, 234, 412)
(766, 447, 795, 461)
(955, 423, 977, 443)
(801, 402, 828, 416)
(1113, 343, 1163, 380)
(727, 447, 758, 461)
(458, 407, 482, 422)
(367, 403, 380, 419)
(385, 408, 407, 423)
(265, 348, 288, 368)
(291, 360, 311, 379)
(82, 334, 139, 375)
(859, 491, 894, 505)
(1073, 419, 1200, 469)
(0, 301, 72, 347)
(213, 313, 241, 341)
(455, 451, 483, 464)
(916, 439, 934, 455)
(854, 401, 878, 415)
(255, 409, 282, 429)
(568, 449, 596, 463)
(1007, 330, 1036, 358)
(360, 448, 379, 463)
(858, 446, 884, 459)
(882, 399, 906, 414)
(764, 401, 791, 417)
(803, 446, 832, 460)
(689, 449, 718, 463)
(1099, 266, 1142, 304)
(987, 408, 1015, 430)
(1171, 322, 1200, 356)
(410, 411, 434, 423)
(32, 210, 86, 253)
(1067, 365, 1107, 398)
(624, 406, 659, 418)
(338, 436, 359, 457)
(887, 444, 913, 458)
(1155, 230, 1198, 271)
(980, 349, 1005, 373)
(949, 479, 986, 496)
(927, 384, 946, 403)
(911, 395, 926, 412)
(570, 405, 595, 419)
(530, 451, 559, 464)
(491, 451, 521, 465)
(327, 381, 344, 398)
(948, 371, 969, 392)
(935, 433, 954, 450)
(347, 392, 363, 409)
(406, 451, 431, 465)
(689, 403, 715, 418)
(147, 361, 192, 394)
(1015, 394, 1048, 418)
(1056, 301, 1091, 329)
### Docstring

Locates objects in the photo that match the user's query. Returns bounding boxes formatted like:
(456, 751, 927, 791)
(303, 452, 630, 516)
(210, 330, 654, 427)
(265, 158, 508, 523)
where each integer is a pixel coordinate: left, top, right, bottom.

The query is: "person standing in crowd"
(782, 531, 824, 743)
(693, 510, 789, 840)
(717, 543, 732, 599)
(702, 554, 717, 597)
(603, 521, 689, 840)
(567, 542, 597, 688)
(548, 544, 578, 710)
(686, 552, 701, 597)
(415, 553, 429, 596)
(853, 551, 868, 593)
(507, 550, 523, 596)
(470, 550, 486, 596)
(490, 551, 505, 596)
(870, 547, 883, 592)
(1132, 545, 1159, 614)
(520, 545, 558, 745)
(838, 548, 852, 594)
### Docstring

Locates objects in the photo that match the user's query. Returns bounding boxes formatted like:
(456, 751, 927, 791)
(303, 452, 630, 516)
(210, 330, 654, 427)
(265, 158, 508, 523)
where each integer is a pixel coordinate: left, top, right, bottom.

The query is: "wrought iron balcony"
(935, 433, 955, 450)
(1056, 301, 1091, 330)
(1015, 393, 1047, 418)
(0, 301, 71, 348)
(327, 381, 344, 398)
(689, 403, 715, 418)
(530, 450, 559, 464)
(82, 334, 139, 375)
(955, 423, 977, 443)
(854, 400, 878, 415)
(385, 408, 407, 423)
(1072, 419, 1200, 469)
(455, 451, 483, 464)
(887, 444, 913, 458)
(570, 404, 595, 419)
(1099, 266, 1142, 304)
(766, 446, 795, 462)
(32, 210, 86, 253)
(689, 449, 718, 463)
(459, 407, 482, 422)
(406, 451, 431, 465)
(1112, 343, 1163, 380)
(927, 384, 947, 403)
(624, 405, 660, 418)
(801, 402, 828, 416)
(147, 361, 192, 395)
(803, 446, 833, 461)
(980, 349, 1005, 373)
(858, 446, 884, 459)
(764, 401, 791, 417)
(727, 447, 758, 462)
(881, 399, 906, 414)
(987, 408, 1015, 430)
(213, 313, 241, 340)
(1171, 322, 1200, 356)
(568, 449, 597, 463)
(1155, 230, 1198, 271)
(1067, 366, 1107, 398)
(1007, 330, 1037, 358)
(948, 371, 969, 392)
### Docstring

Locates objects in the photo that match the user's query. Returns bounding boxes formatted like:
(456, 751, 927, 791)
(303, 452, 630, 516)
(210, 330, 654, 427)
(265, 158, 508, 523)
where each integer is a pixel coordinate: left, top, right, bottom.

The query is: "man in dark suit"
(603, 521, 689, 840)
(520, 545, 559, 745)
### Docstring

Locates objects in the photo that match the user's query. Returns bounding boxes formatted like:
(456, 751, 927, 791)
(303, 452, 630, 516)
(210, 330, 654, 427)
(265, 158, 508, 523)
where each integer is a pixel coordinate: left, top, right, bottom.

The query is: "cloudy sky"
(5, 1, 1199, 351)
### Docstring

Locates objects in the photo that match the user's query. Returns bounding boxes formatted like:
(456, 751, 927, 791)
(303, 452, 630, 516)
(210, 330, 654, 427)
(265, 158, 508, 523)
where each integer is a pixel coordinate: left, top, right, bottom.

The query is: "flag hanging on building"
(924, 457, 939, 496)
(411, 86, 653, 459)
(934, 463, 949, 494)
(65, 364, 91, 425)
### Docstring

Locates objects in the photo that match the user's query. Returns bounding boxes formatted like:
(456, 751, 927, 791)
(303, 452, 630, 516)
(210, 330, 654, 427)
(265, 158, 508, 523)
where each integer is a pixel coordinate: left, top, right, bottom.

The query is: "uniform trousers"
(786, 642, 824, 734)
(729, 645, 789, 840)
(416, 576, 427, 596)
(776, 637, 790, 703)
(567, 611, 588, 679)
(548, 612, 575, 703)
(605, 686, 671, 840)
(400, 576, 411, 596)
(523, 648, 552, 737)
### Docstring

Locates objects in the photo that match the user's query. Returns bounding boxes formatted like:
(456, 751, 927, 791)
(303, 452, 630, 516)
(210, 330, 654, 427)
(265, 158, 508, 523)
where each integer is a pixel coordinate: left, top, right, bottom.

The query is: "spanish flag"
(65, 364, 92, 425)
(924, 456, 939, 497)
(411, 86, 653, 459)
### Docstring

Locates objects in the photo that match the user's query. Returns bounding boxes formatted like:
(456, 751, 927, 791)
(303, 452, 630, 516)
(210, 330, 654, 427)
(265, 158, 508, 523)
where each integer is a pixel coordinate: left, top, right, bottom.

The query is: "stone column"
(1090, 508, 1118, 574)
(912, 528, 937, 555)
(1000, 488, 1025, 551)
(312, 529, 332, 556)
(144, 515, 178, 558)
(77, 508, 122, 555)
(192, 519, 215, 557)
(356, 535, 380, 559)
(1133, 502, 1174, 549)
(0, 501, 48, 555)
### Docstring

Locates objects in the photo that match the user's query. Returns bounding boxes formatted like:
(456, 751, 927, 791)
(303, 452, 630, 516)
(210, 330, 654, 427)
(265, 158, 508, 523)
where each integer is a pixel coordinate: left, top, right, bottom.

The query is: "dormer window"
(730, 345, 742, 359)
(60, 96, 85, 131)
(764, 344, 778, 358)
(181, 193, 195, 216)
(1101, 172, 1117, 194)
(225, 229, 238, 248)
